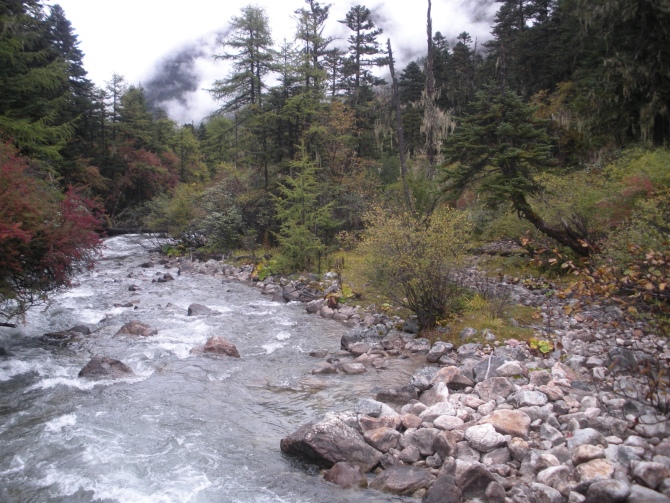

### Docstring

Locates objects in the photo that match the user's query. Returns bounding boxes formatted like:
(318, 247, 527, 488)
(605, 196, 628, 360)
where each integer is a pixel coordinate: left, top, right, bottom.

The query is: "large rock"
(323, 462, 368, 488)
(369, 465, 434, 496)
(191, 337, 240, 358)
(376, 385, 418, 404)
(115, 320, 157, 337)
(280, 414, 383, 471)
(480, 409, 531, 439)
(363, 427, 401, 452)
(78, 356, 133, 379)
(187, 303, 215, 316)
(424, 475, 462, 503)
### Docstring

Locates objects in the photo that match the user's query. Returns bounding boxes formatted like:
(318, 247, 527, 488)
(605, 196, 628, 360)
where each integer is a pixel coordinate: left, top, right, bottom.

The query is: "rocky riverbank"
(161, 254, 670, 502)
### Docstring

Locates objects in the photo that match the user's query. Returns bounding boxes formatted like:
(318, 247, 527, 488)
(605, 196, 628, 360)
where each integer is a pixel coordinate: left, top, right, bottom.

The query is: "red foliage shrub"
(0, 142, 102, 320)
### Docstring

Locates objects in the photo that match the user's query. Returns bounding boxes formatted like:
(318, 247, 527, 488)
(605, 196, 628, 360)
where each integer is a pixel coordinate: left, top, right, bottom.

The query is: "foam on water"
(44, 413, 77, 433)
(0, 455, 25, 476)
(37, 465, 213, 503)
(0, 358, 32, 381)
(262, 342, 286, 354)
(275, 331, 291, 341)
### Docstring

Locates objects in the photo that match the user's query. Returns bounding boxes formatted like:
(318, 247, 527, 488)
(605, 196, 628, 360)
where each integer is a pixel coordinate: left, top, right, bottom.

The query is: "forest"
(1, 0, 669, 329)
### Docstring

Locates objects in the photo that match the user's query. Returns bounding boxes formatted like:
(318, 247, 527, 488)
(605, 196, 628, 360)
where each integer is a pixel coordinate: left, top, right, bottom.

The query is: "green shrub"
(358, 205, 472, 330)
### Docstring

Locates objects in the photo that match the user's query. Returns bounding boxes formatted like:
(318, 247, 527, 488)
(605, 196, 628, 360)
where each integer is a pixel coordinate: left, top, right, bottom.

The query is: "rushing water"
(0, 235, 421, 503)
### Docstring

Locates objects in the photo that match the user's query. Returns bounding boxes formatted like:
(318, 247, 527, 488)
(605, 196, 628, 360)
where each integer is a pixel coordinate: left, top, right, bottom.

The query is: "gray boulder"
(79, 356, 133, 379)
(280, 414, 383, 471)
(369, 465, 434, 496)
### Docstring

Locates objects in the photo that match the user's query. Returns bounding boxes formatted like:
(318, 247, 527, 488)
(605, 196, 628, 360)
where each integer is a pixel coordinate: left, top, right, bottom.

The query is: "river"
(0, 235, 419, 503)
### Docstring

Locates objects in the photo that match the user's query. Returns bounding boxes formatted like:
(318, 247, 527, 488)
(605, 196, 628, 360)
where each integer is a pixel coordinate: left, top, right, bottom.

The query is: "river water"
(0, 235, 420, 503)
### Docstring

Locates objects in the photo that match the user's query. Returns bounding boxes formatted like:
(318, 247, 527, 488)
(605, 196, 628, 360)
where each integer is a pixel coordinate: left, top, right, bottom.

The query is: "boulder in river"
(190, 337, 240, 358)
(187, 303, 217, 316)
(323, 462, 368, 488)
(78, 356, 134, 379)
(115, 321, 157, 337)
(280, 413, 383, 471)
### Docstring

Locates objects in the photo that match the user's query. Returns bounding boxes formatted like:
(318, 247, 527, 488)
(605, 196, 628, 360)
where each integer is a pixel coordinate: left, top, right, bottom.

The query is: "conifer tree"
(210, 5, 274, 112)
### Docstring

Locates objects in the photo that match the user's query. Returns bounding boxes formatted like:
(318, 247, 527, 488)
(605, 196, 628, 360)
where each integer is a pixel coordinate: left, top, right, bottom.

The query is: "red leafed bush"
(0, 142, 102, 321)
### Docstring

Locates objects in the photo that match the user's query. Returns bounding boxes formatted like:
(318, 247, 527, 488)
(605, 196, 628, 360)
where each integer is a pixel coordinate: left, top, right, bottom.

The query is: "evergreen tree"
(338, 5, 386, 105)
(0, 0, 74, 160)
(443, 84, 592, 256)
(274, 142, 337, 272)
(293, 0, 332, 92)
(210, 5, 274, 113)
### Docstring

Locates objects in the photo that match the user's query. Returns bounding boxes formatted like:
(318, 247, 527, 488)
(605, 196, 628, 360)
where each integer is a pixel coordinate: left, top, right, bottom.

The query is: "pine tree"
(443, 84, 592, 256)
(293, 0, 332, 92)
(338, 5, 386, 105)
(0, 0, 74, 160)
(274, 142, 337, 272)
(210, 5, 275, 113)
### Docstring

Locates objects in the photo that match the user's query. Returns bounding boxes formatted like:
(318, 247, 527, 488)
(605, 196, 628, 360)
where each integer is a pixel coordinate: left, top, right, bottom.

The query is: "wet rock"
(78, 356, 133, 379)
(311, 362, 337, 374)
(115, 320, 157, 337)
(280, 413, 383, 471)
(369, 465, 434, 496)
(358, 415, 401, 432)
(375, 385, 418, 405)
(323, 462, 368, 488)
(342, 363, 366, 374)
(424, 475, 462, 503)
(363, 427, 401, 452)
(193, 337, 240, 358)
(187, 303, 215, 315)
(69, 325, 91, 335)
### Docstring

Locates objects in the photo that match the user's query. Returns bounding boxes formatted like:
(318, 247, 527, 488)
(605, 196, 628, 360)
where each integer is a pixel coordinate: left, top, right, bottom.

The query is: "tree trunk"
(512, 194, 591, 256)
(387, 38, 411, 208)
(424, 0, 438, 177)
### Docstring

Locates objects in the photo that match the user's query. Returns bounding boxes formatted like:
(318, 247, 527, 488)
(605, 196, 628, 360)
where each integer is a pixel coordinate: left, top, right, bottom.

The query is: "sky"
(45, 0, 497, 124)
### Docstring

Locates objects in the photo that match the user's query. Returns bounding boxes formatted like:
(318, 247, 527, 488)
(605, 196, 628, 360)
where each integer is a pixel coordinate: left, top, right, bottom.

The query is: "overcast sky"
(45, 0, 497, 124)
